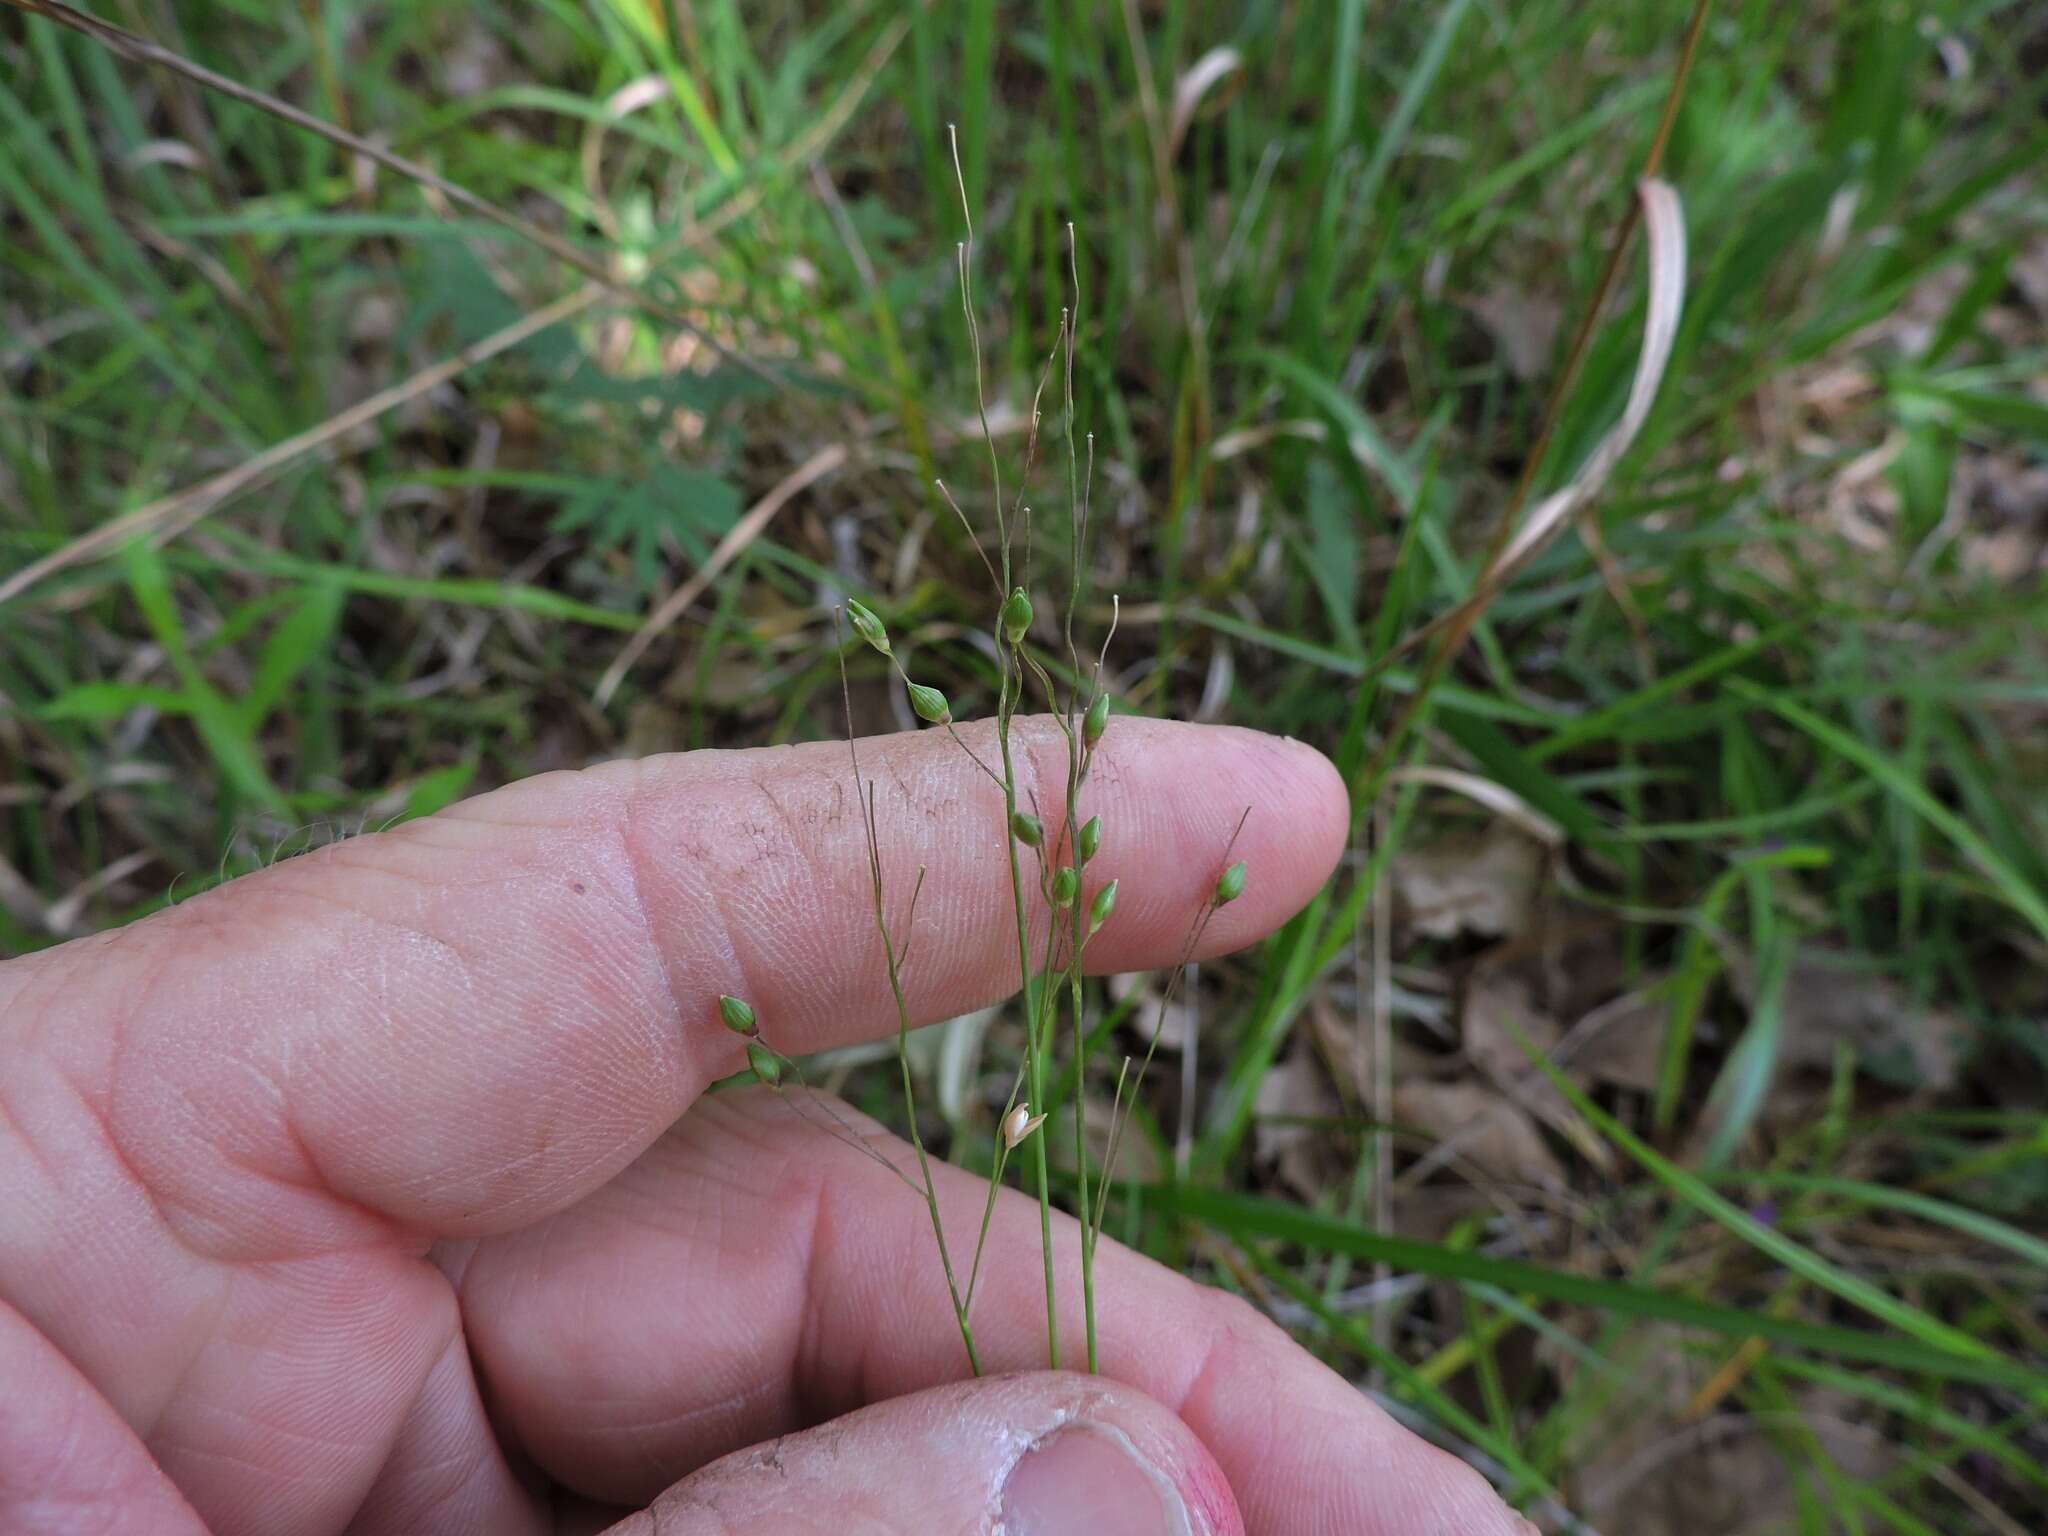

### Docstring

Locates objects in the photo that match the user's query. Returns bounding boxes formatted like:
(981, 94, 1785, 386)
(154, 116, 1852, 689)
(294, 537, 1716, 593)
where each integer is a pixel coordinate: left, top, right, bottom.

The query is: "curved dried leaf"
(1168, 46, 1244, 157)
(1497, 177, 1688, 576)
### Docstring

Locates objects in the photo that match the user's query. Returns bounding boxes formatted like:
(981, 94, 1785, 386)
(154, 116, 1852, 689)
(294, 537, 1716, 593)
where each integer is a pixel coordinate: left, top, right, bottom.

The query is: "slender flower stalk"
(841, 154, 1236, 1382)
(949, 120, 1062, 1368)
(1053, 224, 1105, 1370)
(835, 628, 981, 1375)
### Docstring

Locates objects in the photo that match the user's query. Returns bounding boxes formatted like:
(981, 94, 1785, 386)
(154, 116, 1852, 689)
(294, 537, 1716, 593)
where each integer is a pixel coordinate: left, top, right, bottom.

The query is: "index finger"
(2, 716, 1345, 1238)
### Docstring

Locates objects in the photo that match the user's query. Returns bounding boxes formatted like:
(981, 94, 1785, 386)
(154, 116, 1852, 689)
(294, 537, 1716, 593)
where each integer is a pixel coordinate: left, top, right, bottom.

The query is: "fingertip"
(1083, 719, 1348, 963)
(1235, 724, 1352, 889)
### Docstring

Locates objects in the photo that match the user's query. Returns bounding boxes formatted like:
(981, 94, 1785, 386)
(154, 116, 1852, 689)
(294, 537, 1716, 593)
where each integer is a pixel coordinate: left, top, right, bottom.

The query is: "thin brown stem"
(935, 478, 1001, 597)
(948, 126, 1006, 567)
(1092, 809, 1251, 1237)
(1351, 0, 1713, 800)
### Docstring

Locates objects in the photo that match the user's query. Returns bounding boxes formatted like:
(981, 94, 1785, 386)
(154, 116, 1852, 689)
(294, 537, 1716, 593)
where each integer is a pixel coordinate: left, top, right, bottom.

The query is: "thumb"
(606, 1372, 1242, 1536)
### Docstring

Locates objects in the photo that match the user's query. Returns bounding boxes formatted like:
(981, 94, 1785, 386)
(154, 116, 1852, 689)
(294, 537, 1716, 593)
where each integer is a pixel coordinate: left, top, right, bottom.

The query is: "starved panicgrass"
(816, 140, 1264, 1377)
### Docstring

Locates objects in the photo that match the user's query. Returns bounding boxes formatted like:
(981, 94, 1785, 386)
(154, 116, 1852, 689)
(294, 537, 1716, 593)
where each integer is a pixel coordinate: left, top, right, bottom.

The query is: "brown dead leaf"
(1052, 1094, 1161, 1185)
(1564, 982, 1670, 1096)
(1955, 448, 2048, 584)
(1794, 362, 1878, 422)
(1577, 1383, 1892, 1536)
(1463, 973, 1614, 1173)
(2011, 232, 2048, 319)
(1550, 1338, 1739, 1535)
(1305, 993, 1437, 1106)
(1253, 1043, 1342, 1202)
(345, 291, 400, 346)
(1393, 1079, 1564, 1187)
(1958, 447, 2048, 522)
(1463, 285, 1563, 382)
(1387, 1183, 1494, 1243)
(1109, 969, 1195, 1052)
(1961, 525, 2046, 584)
(1393, 825, 1544, 942)
(1462, 971, 1560, 1075)
(624, 698, 689, 757)
(667, 651, 788, 709)
(1753, 955, 1975, 1091)
(1580, 1415, 1796, 1535)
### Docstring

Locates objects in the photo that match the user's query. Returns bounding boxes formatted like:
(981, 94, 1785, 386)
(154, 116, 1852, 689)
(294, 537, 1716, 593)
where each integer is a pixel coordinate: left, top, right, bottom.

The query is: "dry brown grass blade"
(0, 850, 77, 939)
(1351, 178, 1692, 812)
(1363, 178, 1689, 688)
(0, 287, 606, 608)
(594, 441, 849, 705)
(1167, 46, 1244, 158)
(1384, 764, 1569, 848)
(1489, 180, 1687, 582)
(1348, 0, 1712, 719)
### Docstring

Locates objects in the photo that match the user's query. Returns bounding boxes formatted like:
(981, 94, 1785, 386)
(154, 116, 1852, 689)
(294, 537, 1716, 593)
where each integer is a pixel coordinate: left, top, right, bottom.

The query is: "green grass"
(4, 0, 2046, 1529)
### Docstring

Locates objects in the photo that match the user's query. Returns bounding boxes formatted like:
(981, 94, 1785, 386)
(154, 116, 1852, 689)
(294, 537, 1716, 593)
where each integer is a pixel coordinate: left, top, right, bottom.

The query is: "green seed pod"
(845, 598, 891, 657)
(1087, 877, 1119, 936)
(718, 994, 757, 1035)
(1215, 860, 1248, 905)
(1083, 692, 1110, 746)
(745, 1040, 786, 1085)
(1050, 866, 1079, 907)
(1000, 586, 1033, 645)
(1011, 810, 1044, 847)
(907, 682, 952, 724)
(1076, 814, 1103, 863)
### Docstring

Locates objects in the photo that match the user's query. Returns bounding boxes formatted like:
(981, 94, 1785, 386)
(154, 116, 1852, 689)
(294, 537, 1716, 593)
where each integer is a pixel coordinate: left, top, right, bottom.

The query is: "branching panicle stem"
(893, 138, 1220, 1381)
(840, 640, 980, 1376)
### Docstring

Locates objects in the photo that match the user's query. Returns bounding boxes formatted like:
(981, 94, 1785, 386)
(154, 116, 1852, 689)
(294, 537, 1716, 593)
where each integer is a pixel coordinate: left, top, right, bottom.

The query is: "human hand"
(1, 718, 1530, 1535)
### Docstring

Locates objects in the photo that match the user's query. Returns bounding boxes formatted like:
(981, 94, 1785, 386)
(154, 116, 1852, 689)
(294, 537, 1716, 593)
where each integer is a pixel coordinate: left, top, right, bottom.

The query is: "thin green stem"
(995, 667, 1058, 1368)
(1069, 925, 1092, 1369)
(842, 645, 978, 1375)
(951, 112, 1059, 1372)
(888, 975, 981, 1373)
(870, 791, 978, 1375)
(1022, 647, 1095, 1369)
(899, 1063, 980, 1370)
(1094, 811, 1248, 1238)
(964, 846, 1067, 1315)
(1059, 229, 1100, 1373)
(963, 1103, 1017, 1311)
(949, 123, 1006, 561)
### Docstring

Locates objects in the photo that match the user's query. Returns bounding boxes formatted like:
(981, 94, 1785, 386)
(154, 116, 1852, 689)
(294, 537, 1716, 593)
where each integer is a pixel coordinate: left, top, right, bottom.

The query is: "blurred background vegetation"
(3, 1, 2046, 1530)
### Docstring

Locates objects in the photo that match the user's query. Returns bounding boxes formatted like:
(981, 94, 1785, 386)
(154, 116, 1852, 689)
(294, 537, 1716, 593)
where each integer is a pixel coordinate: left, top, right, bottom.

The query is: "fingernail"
(1000, 1424, 1193, 1536)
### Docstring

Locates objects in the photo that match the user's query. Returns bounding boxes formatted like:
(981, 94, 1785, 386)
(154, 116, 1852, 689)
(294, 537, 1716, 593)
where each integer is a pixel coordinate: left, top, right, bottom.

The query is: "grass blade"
(1160, 1185, 2047, 1394)
(1730, 679, 2048, 943)
(1519, 1036, 2025, 1376)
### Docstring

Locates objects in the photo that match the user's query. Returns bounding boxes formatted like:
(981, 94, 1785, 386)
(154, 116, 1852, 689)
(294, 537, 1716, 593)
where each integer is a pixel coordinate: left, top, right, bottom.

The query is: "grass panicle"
(8, 2, 2044, 1521)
